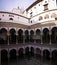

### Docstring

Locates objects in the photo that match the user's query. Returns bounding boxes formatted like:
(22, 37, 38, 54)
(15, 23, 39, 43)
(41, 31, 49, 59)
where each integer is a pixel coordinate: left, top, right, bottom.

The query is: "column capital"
(16, 52, 18, 56)
(49, 31, 52, 35)
(16, 33, 18, 36)
(7, 33, 10, 36)
(41, 32, 43, 35)
(0, 50, 1, 65)
(8, 54, 10, 58)
(50, 53, 52, 58)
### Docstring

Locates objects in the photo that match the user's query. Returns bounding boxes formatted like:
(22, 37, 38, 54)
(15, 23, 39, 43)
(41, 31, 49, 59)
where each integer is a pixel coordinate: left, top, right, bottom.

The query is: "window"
(44, 4, 48, 11)
(34, 6, 36, 9)
(31, 21, 32, 23)
(56, 0, 57, 6)
(9, 14, 14, 17)
(51, 13, 56, 18)
(2, 14, 4, 16)
(9, 18, 13, 20)
(30, 12, 33, 17)
(45, 1, 47, 3)
(44, 14, 49, 19)
(39, 16, 43, 21)
(0, 18, 1, 20)
(39, 4, 40, 6)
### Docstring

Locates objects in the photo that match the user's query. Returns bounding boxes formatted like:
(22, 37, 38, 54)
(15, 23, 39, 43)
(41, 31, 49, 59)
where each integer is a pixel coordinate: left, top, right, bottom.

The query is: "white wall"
(26, 0, 57, 18)
(0, 12, 29, 25)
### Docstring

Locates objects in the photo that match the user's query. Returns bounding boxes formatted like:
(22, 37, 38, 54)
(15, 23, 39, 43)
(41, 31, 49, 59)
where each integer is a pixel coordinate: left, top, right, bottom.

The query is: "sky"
(0, 0, 35, 11)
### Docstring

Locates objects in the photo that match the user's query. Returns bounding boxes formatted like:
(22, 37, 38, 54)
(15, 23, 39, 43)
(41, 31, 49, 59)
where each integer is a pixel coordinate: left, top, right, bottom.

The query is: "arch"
(51, 13, 57, 18)
(18, 29, 23, 35)
(51, 27, 57, 44)
(36, 29, 41, 34)
(0, 28, 8, 44)
(30, 30, 34, 43)
(42, 28, 50, 44)
(1, 49, 8, 61)
(36, 48, 41, 54)
(52, 50, 57, 65)
(25, 30, 29, 43)
(36, 29, 41, 43)
(18, 29, 23, 43)
(30, 30, 34, 35)
(30, 47, 34, 56)
(18, 48, 24, 58)
(44, 14, 49, 19)
(25, 30, 29, 35)
(43, 49, 50, 60)
(9, 29, 16, 44)
(0, 18, 1, 20)
(52, 50, 57, 60)
(0, 28, 7, 33)
(9, 18, 13, 20)
(25, 47, 29, 56)
(39, 16, 43, 21)
(36, 48, 41, 58)
(43, 28, 49, 34)
(9, 49, 16, 59)
(9, 28, 16, 34)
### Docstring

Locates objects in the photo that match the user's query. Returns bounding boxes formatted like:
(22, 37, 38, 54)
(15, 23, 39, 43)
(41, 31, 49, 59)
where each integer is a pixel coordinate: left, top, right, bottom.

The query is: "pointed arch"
(51, 27, 57, 44)
(36, 29, 41, 43)
(42, 28, 50, 44)
(25, 30, 29, 43)
(39, 16, 43, 21)
(18, 29, 23, 43)
(30, 30, 34, 43)
(44, 14, 49, 19)
(51, 13, 57, 18)
(9, 28, 16, 44)
(0, 28, 8, 44)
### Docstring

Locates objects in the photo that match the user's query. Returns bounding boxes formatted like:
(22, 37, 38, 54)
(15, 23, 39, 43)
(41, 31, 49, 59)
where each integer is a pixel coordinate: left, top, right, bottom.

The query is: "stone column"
(8, 49, 10, 65)
(23, 34, 25, 44)
(7, 32, 10, 45)
(16, 49, 18, 65)
(49, 31, 51, 45)
(23, 31, 25, 44)
(50, 48, 52, 65)
(34, 30, 36, 44)
(16, 33, 18, 45)
(41, 31, 43, 45)
(41, 47, 43, 65)
(0, 50, 1, 65)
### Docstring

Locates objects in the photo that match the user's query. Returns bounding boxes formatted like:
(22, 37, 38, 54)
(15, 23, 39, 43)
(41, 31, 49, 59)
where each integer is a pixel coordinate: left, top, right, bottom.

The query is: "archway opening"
(51, 27, 57, 44)
(52, 50, 57, 60)
(25, 47, 30, 57)
(30, 30, 34, 43)
(1, 50, 8, 61)
(42, 28, 50, 44)
(18, 29, 23, 43)
(36, 48, 41, 58)
(43, 49, 50, 60)
(9, 29, 16, 44)
(30, 47, 34, 56)
(0, 28, 8, 45)
(36, 29, 41, 43)
(10, 49, 16, 59)
(25, 30, 29, 43)
(52, 50, 57, 65)
(18, 48, 24, 58)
